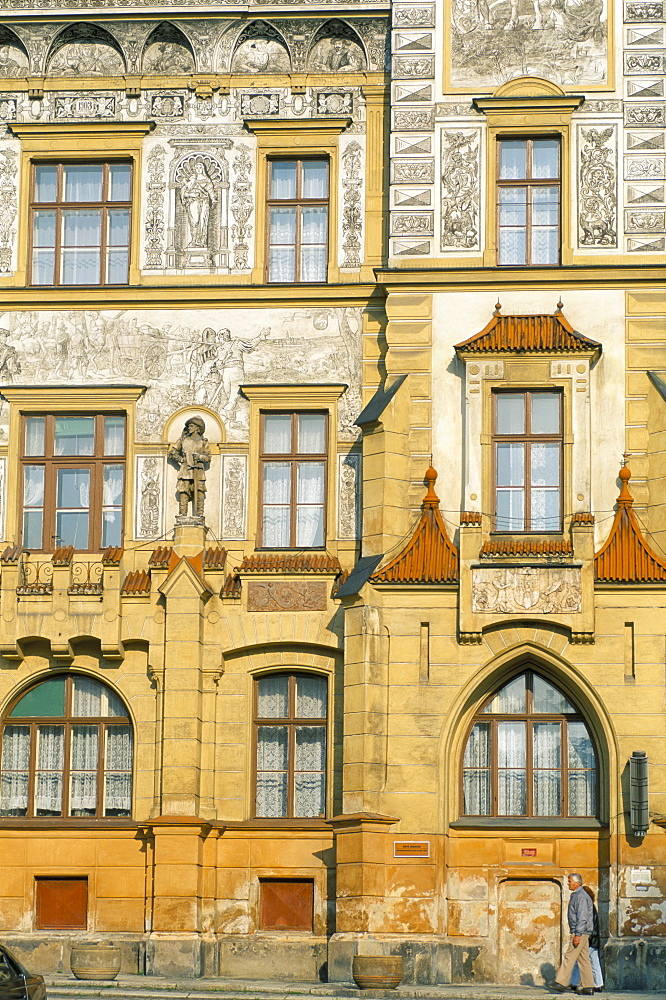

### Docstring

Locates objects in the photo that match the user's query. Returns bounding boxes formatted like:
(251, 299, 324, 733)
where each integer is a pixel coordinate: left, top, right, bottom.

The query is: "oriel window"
(260, 412, 327, 548)
(267, 158, 329, 283)
(497, 138, 560, 266)
(493, 390, 562, 532)
(30, 162, 132, 286)
(21, 413, 125, 552)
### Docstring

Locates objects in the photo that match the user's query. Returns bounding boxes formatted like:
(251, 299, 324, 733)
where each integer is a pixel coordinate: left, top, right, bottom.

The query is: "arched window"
(0, 675, 133, 819)
(462, 670, 597, 818)
(254, 672, 327, 819)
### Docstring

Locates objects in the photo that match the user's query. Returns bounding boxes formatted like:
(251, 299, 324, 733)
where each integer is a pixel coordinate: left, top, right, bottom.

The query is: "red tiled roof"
(52, 546, 74, 566)
(204, 547, 227, 570)
(371, 468, 458, 584)
(595, 466, 666, 583)
(237, 553, 343, 574)
(102, 546, 123, 565)
(481, 539, 573, 558)
(121, 570, 151, 595)
(1, 545, 21, 563)
(149, 546, 172, 569)
(454, 302, 601, 354)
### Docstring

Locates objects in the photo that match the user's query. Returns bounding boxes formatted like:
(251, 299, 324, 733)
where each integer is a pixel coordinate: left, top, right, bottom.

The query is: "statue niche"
(168, 152, 229, 270)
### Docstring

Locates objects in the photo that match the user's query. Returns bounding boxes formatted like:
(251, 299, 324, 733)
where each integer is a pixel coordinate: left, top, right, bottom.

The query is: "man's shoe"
(579, 991, 595, 996)
(547, 985, 568, 994)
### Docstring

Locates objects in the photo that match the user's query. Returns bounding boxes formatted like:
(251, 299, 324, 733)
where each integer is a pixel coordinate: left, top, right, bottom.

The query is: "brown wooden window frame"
(20, 412, 126, 554)
(259, 877, 314, 931)
(35, 876, 88, 930)
(0, 674, 133, 821)
(266, 157, 329, 284)
(492, 389, 563, 534)
(496, 137, 561, 267)
(461, 669, 598, 820)
(253, 672, 328, 820)
(258, 411, 328, 550)
(29, 160, 132, 287)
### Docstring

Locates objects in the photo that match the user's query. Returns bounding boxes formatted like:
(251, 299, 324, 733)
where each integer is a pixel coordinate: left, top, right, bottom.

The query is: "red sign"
(521, 848, 537, 857)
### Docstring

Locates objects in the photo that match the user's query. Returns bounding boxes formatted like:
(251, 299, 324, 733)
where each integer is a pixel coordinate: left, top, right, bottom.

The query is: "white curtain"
(497, 721, 526, 815)
(297, 414, 325, 455)
(270, 162, 297, 200)
(296, 676, 327, 719)
(64, 164, 103, 202)
(0, 725, 29, 815)
(104, 725, 133, 815)
(70, 725, 98, 815)
(263, 462, 291, 547)
(264, 415, 292, 454)
(35, 725, 64, 815)
(257, 676, 289, 719)
(462, 722, 490, 815)
(103, 465, 124, 506)
(104, 417, 125, 456)
(256, 725, 288, 817)
(483, 675, 526, 714)
(533, 675, 574, 714)
(23, 466, 44, 507)
(294, 727, 325, 817)
(296, 462, 324, 547)
(73, 676, 125, 718)
(568, 721, 596, 816)
(533, 722, 561, 816)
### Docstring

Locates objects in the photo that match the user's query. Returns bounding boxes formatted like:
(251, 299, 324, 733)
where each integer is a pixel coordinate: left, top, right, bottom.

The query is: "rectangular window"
(21, 414, 125, 552)
(30, 162, 132, 286)
(497, 138, 560, 266)
(35, 877, 88, 930)
(260, 412, 327, 548)
(493, 391, 562, 532)
(267, 158, 329, 283)
(259, 878, 314, 931)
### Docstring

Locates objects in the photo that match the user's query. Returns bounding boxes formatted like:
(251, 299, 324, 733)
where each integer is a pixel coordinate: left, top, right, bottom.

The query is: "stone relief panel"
(230, 143, 254, 272)
(46, 26, 126, 76)
(168, 144, 231, 270)
(231, 23, 290, 73)
(0, 307, 362, 445)
(0, 30, 29, 76)
(337, 452, 360, 539)
(578, 125, 618, 247)
(449, 0, 608, 88)
(440, 129, 480, 252)
(247, 580, 328, 612)
(472, 567, 583, 615)
(221, 454, 247, 540)
(142, 23, 195, 74)
(340, 138, 364, 268)
(0, 143, 19, 275)
(134, 454, 166, 540)
(144, 143, 167, 269)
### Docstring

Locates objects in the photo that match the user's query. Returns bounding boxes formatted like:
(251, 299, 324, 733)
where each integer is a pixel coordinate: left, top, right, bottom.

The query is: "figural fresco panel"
(0, 308, 363, 444)
(448, 0, 610, 89)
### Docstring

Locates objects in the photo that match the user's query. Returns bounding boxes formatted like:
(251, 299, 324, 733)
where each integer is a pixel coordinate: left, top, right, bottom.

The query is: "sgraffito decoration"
(578, 126, 617, 247)
(341, 140, 363, 267)
(337, 452, 360, 539)
(144, 144, 167, 269)
(441, 130, 480, 251)
(135, 455, 165, 540)
(221, 454, 247, 540)
(231, 144, 253, 271)
(0, 146, 18, 274)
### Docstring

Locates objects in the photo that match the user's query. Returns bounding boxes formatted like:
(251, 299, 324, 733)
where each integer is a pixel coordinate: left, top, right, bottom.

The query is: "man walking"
(549, 873, 595, 995)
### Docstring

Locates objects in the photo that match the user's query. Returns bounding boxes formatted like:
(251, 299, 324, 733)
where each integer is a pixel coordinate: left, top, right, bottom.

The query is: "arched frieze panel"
(142, 22, 196, 75)
(307, 20, 367, 74)
(0, 27, 29, 78)
(45, 23, 126, 78)
(230, 21, 291, 75)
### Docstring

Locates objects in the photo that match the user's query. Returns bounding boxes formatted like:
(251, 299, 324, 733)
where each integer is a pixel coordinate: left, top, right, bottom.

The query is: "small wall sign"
(630, 867, 651, 884)
(394, 841, 430, 858)
(521, 848, 537, 857)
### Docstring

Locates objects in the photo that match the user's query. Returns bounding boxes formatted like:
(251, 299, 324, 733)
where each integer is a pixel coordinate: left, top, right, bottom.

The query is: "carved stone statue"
(181, 160, 217, 248)
(168, 417, 211, 518)
(170, 152, 229, 269)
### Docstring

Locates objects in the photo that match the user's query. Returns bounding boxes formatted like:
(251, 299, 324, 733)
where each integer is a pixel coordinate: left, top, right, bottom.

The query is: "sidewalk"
(44, 972, 666, 1000)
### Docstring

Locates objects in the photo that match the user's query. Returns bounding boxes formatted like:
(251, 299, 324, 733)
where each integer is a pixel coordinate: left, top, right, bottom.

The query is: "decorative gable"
(595, 464, 666, 583)
(371, 468, 458, 584)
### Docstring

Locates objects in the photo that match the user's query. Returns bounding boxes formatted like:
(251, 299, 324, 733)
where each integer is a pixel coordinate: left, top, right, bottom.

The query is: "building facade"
(0, 0, 664, 990)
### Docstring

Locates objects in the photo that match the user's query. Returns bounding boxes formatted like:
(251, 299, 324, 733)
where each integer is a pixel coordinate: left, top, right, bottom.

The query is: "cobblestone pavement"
(43, 973, 666, 1000)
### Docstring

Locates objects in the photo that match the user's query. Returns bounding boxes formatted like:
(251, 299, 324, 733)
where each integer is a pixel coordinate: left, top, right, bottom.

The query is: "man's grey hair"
(569, 873, 583, 885)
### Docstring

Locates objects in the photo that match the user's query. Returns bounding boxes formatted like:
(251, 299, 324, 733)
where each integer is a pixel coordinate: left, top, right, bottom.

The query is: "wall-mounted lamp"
(630, 750, 649, 837)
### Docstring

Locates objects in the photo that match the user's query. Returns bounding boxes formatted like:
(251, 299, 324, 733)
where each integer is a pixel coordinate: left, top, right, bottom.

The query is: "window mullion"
(98, 724, 105, 817)
(62, 720, 72, 818)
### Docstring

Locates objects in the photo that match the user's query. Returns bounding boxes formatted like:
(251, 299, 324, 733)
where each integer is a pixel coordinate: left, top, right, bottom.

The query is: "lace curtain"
(35, 725, 65, 815)
(297, 415, 325, 454)
(263, 462, 290, 547)
(462, 722, 490, 815)
(296, 462, 325, 547)
(533, 722, 561, 816)
(257, 676, 289, 719)
(256, 725, 288, 817)
(70, 725, 98, 815)
(73, 676, 125, 718)
(294, 727, 325, 817)
(0, 725, 30, 815)
(23, 466, 45, 507)
(483, 675, 526, 714)
(104, 725, 132, 815)
(497, 721, 526, 815)
(296, 675, 327, 719)
(568, 721, 596, 816)
(103, 465, 124, 506)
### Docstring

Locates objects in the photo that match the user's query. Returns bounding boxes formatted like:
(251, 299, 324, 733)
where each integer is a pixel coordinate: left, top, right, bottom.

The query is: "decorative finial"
(556, 298, 564, 312)
(494, 300, 502, 316)
(618, 455, 633, 505)
(423, 465, 440, 506)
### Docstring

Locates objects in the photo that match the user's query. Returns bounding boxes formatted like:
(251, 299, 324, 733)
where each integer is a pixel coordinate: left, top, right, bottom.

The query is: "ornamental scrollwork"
(144, 144, 167, 269)
(341, 141, 363, 268)
(441, 130, 479, 250)
(579, 126, 617, 247)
